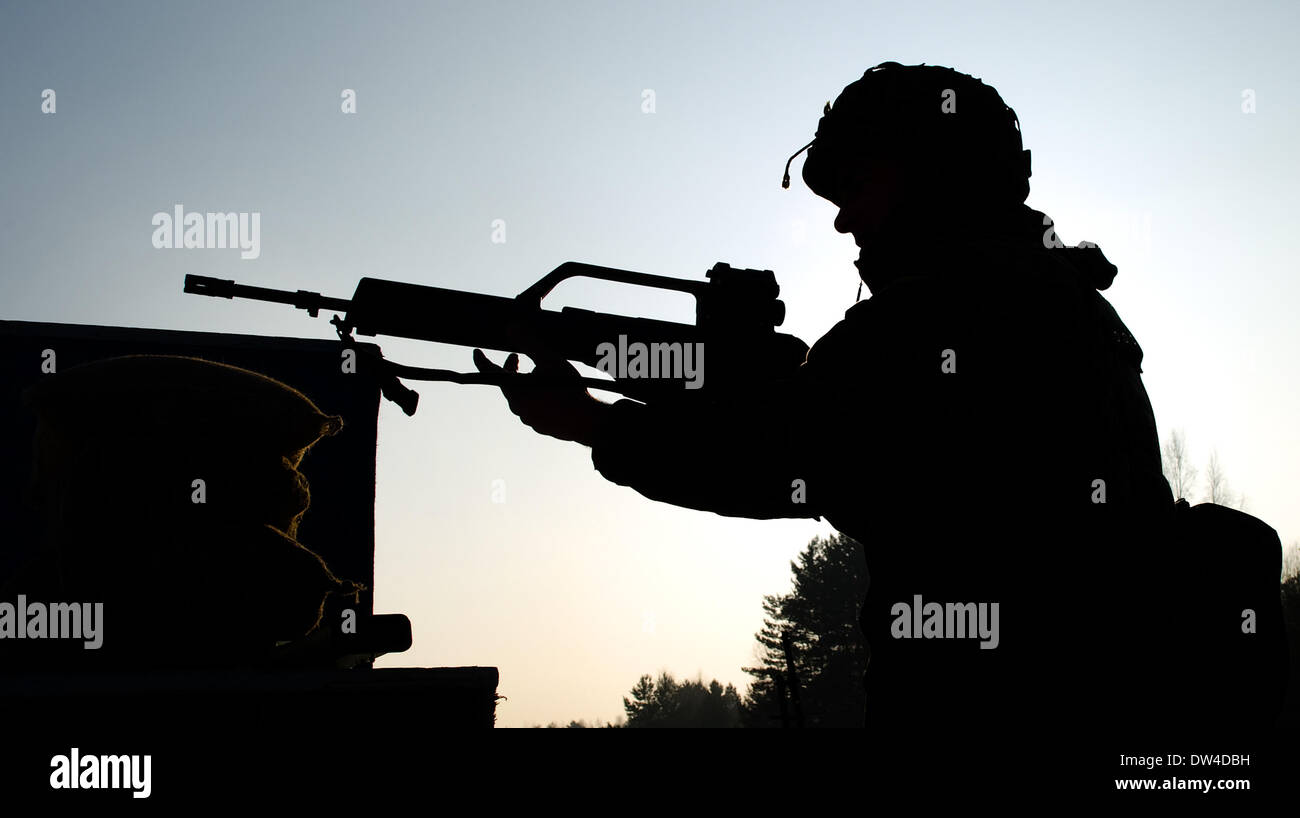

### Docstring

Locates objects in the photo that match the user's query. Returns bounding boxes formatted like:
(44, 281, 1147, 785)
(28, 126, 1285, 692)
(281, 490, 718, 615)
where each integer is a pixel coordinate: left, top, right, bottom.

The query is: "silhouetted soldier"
(476, 62, 1178, 738)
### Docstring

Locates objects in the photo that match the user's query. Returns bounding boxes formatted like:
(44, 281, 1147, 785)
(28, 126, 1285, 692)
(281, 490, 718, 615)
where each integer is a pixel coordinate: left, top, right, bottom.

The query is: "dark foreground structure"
(0, 320, 498, 802)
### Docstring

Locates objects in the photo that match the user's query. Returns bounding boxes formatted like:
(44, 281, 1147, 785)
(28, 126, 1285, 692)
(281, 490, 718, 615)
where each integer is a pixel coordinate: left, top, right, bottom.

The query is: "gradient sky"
(2, 0, 1298, 727)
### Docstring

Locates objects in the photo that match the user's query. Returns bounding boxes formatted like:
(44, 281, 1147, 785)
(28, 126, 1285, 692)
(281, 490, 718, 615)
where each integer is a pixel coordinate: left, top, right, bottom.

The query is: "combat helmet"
(783, 61, 1032, 207)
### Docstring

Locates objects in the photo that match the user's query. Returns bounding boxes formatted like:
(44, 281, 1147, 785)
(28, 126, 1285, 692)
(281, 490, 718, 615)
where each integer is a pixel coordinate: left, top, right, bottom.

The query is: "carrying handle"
(516, 262, 707, 309)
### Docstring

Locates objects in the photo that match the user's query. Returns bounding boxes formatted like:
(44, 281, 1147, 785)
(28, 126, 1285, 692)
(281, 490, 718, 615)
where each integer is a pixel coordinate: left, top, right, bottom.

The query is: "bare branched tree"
(1161, 428, 1198, 501)
(1283, 540, 1300, 581)
(1202, 449, 1249, 509)
(1204, 449, 1231, 505)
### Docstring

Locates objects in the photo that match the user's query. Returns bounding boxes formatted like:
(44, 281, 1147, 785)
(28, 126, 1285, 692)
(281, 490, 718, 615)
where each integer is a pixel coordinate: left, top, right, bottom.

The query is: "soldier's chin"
(854, 248, 868, 273)
(853, 252, 873, 289)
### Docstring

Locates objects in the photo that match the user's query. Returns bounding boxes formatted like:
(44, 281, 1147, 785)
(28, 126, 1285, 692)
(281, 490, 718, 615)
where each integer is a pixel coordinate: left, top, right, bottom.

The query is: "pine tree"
(622, 671, 743, 727)
(742, 533, 868, 727)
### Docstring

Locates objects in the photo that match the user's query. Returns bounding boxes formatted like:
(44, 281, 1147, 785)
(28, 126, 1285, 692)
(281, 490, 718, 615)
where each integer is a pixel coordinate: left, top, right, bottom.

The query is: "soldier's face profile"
(831, 159, 907, 251)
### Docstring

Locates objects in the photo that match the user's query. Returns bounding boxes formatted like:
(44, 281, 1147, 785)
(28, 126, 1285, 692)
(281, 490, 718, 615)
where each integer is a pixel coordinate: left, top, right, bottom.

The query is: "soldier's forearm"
(588, 398, 819, 520)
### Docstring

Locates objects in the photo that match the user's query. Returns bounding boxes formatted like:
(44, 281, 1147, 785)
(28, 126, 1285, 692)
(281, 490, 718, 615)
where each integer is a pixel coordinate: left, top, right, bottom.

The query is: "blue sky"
(2, 0, 1298, 726)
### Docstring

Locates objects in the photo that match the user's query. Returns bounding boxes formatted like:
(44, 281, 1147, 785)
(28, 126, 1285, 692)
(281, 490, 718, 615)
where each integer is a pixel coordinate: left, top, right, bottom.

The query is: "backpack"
(1159, 498, 1289, 728)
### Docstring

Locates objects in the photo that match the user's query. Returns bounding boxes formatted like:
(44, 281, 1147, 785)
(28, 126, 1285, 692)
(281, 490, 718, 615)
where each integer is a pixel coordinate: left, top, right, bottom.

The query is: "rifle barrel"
(184, 275, 352, 316)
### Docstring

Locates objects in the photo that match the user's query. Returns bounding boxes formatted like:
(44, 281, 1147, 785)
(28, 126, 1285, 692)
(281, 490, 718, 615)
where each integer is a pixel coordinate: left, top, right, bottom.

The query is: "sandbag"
(3, 354, 358, 669)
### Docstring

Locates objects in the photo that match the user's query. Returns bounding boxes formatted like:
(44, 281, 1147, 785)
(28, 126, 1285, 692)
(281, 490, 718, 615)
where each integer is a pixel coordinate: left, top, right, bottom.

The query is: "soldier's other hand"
(472, 347, 606, 446)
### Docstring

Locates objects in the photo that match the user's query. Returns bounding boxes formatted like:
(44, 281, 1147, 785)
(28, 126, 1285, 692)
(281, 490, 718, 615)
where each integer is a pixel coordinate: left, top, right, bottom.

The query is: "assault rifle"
(184, 262, 809, 416)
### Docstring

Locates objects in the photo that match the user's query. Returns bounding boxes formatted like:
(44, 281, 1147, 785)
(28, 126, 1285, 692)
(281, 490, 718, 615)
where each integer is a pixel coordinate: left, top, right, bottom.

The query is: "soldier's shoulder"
(804, 241, 1134, 371)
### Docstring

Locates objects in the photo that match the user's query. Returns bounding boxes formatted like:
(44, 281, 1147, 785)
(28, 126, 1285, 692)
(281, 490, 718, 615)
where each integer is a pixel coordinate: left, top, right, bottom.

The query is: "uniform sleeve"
(588, 368, 823, 520)
(586, 296, 900, 520)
